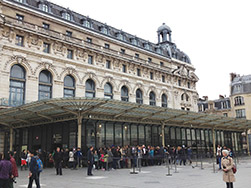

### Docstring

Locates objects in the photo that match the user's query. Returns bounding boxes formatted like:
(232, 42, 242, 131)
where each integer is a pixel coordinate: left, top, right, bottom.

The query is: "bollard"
(106, 160, 108, 171)
(195, 154, 198, 167)
(212, 157, 216, 173)
(174, 160, 179, 173)
(138, 158, 142, 172)
(234, 157, 237, 169)
(166, 160, 172, 176)
(200, 154, 204, 170)
(236, 155, 240, 165)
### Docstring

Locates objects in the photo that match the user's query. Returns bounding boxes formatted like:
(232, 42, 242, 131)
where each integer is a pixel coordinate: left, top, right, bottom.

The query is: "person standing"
(9, 151, 18, 188)
(27, 151, 40, 188)
(216, 145, 222, 170)
(53, 147, 63, 175)
(76, 148, 83, 168)
(0, 153, 12, 188)
(87, 146, 94, 176)
(221, 150, 235, 188)
(21, 149, 27, 171)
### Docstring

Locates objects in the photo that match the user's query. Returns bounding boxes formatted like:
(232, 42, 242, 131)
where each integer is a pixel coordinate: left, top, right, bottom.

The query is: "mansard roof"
(8, 0, 191, 64)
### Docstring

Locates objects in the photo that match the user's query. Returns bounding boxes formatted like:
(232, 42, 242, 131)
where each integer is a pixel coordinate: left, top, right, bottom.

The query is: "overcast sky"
(50, 0, 251, 100)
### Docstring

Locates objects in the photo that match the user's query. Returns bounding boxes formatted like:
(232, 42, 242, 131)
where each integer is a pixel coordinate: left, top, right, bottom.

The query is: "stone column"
(161, 123, 165, 147)
(212, 127, 216, 157)
(77, 113, 83, 148)
(10, 127, 13, 151)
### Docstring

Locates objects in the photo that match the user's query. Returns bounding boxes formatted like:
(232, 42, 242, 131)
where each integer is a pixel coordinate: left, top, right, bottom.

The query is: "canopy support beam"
(246, 129, 250, 156)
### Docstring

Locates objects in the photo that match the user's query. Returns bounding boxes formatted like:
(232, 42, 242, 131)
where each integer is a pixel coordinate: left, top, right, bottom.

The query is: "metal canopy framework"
(0, 97, 251, 132)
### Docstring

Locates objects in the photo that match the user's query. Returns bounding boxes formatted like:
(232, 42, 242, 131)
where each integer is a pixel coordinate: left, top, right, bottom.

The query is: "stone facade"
(198, 96, 232, 117)
(230, 73, 251, 121)
(0, 0, 199, 113)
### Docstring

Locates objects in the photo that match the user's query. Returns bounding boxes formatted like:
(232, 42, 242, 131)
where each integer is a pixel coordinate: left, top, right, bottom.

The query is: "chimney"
(219, 95, 224, 99)
(203, 96, 208, 101)
(230, 73, 237, 82)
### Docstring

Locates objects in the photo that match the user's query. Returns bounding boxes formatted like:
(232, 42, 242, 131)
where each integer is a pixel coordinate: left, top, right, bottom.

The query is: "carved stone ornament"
(27, 34, 42, 50)
(4, 55, 33, 74)
(53, 42, 65, 56)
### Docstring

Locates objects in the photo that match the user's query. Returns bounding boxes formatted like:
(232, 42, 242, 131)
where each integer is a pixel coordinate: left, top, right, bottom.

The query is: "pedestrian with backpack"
(28, 151, 41, 188)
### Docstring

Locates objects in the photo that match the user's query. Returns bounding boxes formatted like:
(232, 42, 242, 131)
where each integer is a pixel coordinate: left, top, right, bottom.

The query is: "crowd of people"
(0, 144, 236, 188)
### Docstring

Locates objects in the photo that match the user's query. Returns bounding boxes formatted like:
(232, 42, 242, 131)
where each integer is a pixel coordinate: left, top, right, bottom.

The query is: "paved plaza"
(15, 158, 251, 188)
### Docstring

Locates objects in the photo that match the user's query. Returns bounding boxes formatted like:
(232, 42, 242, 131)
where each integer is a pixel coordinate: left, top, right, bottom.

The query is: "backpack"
(35, 156, 43, 172)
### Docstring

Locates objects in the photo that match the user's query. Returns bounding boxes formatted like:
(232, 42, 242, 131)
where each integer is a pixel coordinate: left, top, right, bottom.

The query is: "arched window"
(64, 75, 75, 98)
(161, 94, 168, 107)
(234, 96, 244, 106)
(9, 64, 26, 106)
(136, 89, 143, 104)
(181, 93, 189, 102)
(39, 70, 52, 100)
(149, 91, 156, 106)
(85, 79, 95, 98)
(104, 83, 113, 99)
(121, 86, 129, 102)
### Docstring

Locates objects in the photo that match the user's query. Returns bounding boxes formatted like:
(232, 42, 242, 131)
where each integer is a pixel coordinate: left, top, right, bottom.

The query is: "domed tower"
(157, 23, 172, 43)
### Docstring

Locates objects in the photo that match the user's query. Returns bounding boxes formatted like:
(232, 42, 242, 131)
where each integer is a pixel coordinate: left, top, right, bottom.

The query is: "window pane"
(64, 75, 75, 87)
(152, 126, 159, 146)
(115, 124, 122, 146)
(106, 123, 113, 147)
(131, 124, 138, 146)
(123, 125, 130, 146)
(138, 125, 145, 145)
(39, 70, 52, 83)
(10, 65, 25, 79)
(96, 123, 105, 148)
(145, 126, 151, 146)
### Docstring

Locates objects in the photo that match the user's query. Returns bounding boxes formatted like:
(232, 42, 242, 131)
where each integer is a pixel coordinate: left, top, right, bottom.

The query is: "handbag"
(228, 158, 237, 174)
(232, 165, 237, 174)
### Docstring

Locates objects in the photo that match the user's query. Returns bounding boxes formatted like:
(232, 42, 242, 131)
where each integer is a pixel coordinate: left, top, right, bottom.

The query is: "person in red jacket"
(9, 151, 18, 188)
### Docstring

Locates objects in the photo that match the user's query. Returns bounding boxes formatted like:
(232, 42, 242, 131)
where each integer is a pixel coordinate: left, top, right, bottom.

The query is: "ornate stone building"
(0, 0, 201, 153)
(0, 0, 199, 110)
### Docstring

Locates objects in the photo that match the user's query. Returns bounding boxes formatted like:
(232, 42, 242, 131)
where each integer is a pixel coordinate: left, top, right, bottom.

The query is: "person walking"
(87, 146, 94, 176)
(0, 153, 12, 188)
(27, 151, 41, 188)
(221, 150, 235, 188)
(53, 147, 63, 175)
(9, 151, 18, 188)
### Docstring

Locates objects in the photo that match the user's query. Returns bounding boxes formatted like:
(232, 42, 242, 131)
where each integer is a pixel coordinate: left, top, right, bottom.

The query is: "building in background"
(230, 73, 251, 153)
(198, 95, 232, 117)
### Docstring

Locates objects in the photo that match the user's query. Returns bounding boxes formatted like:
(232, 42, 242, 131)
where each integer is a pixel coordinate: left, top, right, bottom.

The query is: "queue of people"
(0, 144, 237, 188)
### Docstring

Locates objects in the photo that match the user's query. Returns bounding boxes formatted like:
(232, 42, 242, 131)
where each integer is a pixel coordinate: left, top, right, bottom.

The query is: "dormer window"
(156, 47, 163, 55)
(117, 33, 125, 41)
(101, 27, 108, 35)
(131, 38, 138, 46)
(144, 43, 150, 50)
(62, 12, 71, 21)
(83, 20, 92, 28)
(41, 4, 48, 12)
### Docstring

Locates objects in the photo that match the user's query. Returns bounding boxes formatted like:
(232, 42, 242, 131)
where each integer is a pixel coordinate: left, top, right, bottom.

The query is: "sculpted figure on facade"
(52, 42, 66, 56)
(27, 34, 42, 50)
